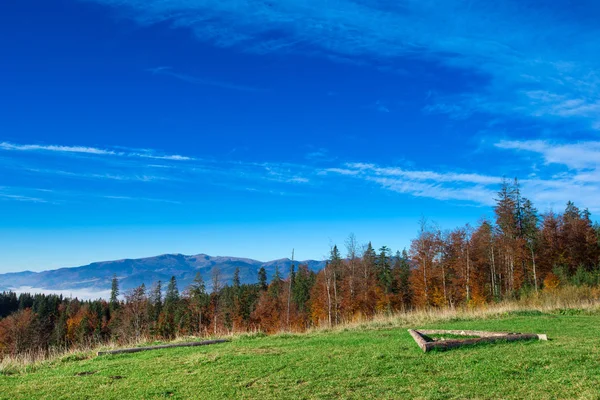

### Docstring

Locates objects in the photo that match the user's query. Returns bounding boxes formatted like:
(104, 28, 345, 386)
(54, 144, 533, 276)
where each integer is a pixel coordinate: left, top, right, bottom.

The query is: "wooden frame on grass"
(408, 329, 548, 352)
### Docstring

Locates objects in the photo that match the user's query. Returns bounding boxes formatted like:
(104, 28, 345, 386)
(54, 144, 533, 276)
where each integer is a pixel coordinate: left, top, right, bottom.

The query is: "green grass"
(2, 310, 600, 399)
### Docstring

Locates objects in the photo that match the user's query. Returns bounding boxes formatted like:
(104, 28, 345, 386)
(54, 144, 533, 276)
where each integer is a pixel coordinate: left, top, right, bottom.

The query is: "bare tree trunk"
(212, 267, 222, 336)
(510, 251, 515, 294)
(423, 253, 429, 306)
(441, 262, 448, 307)
(490, 245, 497, 299)
(466, 242, 471, 302)
(199, 309, 202, 336)
(362, 261, 369, 308)
(530, 246, 538, 293)
(350, 261, 355, 300)
(326, 270, 332, 327)
(333, 270, 339, 325)
(286, 249, 294, 330)
(418, 218, 430, 306)
(498, 272, 503, 298)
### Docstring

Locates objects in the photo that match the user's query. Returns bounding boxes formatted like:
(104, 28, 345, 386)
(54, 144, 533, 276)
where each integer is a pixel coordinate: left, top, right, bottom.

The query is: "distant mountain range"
(0, 254, 326, 298)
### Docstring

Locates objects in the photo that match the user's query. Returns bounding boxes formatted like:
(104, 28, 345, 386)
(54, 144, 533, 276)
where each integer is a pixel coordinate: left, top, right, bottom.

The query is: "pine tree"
(495, 179, 518, 239)
(159, 276, 180, 338)
(329, 245, 344, 324)
(149, 280, 162, 325)
(286, 250, 295, 330)
(358, 241, 378, 313)
(258, 267, 268, 291)
(165, 276, 179, 308)
(495, 179, 520, 296)
(395, 249, 412, 308)
(188, 272, 207, 334)
(292, 265, 314, 316)
(362, 242, 377, 282)
(269, 266, 283, 298)
(377, 246, 392, 294)
(233, 268, 241, 291)
(109, 275, 119, 310)
(53, 303, 68, 348)
(189, 273, 206, 297)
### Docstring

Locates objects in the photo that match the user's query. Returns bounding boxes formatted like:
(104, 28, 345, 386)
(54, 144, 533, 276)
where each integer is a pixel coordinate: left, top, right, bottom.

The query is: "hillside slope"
(1, 309, 599, 399)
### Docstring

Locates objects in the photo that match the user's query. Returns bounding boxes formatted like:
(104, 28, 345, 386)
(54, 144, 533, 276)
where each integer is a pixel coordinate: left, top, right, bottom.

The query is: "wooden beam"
(418, 329, 511, 338)
(97, 339, 230, 356)
(408, 329, 547, 353)
(408, 329, 429, 352)
(423, 333, 540, 352)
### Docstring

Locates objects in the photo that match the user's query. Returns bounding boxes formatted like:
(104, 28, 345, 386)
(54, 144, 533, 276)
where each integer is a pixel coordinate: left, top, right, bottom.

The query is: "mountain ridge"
(0, 253, 326, 295)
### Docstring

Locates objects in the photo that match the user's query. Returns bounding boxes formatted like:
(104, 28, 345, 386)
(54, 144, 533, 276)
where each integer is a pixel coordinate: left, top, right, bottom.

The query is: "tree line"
(1, 179, 599, 357)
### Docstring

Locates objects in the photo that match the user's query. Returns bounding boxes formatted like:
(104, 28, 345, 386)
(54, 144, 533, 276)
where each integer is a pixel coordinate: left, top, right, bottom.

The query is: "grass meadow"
(1, 295, 599, 399)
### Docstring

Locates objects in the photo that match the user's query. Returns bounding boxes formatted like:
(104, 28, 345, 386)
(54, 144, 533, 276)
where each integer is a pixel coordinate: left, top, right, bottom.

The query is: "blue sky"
(1, 0, 600, 273)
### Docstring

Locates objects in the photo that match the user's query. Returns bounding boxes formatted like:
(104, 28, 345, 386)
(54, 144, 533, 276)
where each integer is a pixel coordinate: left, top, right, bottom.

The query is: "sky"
(1, 0, 600, 273)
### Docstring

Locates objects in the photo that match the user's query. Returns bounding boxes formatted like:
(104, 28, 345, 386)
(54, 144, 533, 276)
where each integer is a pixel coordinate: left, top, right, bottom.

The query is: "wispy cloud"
(320, 168, 359, 176)
(131, 153, 193, 161)
(305, 149, 327, 161)
(325, 163, 499, 206)
(493, 139, 600, 208)
(495, 140, 600, 170)
(148, 67, 262, 92)
(0, 141, 315, 203)
(344, 163, 500, 185)
(260, 165, 311, 184)
(81, 0, 600, 129)
(102, 195, 182, 204)
(305, 148, 337, 163)
(4, 138, 600, 212)
(369, 100, 390, 113)
(0, 142, 116, 156)
(21, 167, 172, 182)
(0, 186, 47, 203)
(0, 142, 194, 161)
(0, 185, 185, 205)
(324, 138, 600, 213)
(0, 193, 48, 203)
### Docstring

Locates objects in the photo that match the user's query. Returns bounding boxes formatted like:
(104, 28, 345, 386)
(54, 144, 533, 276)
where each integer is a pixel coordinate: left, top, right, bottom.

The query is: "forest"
(1, 179, 599, 358)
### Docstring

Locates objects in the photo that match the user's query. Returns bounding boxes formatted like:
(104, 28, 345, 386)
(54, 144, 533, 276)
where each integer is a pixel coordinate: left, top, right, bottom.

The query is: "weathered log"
(418, 329, 512, 338)
(408, 329, 429, 352)
(97, 339, 230, 356)
(424, 333, 539, 352)
(408, 329, 547, 353)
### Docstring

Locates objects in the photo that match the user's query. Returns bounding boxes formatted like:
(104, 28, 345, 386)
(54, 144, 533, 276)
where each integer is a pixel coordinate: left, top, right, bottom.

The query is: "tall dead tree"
(286, 249, 294, 330)
(211, 267, 222, 336)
